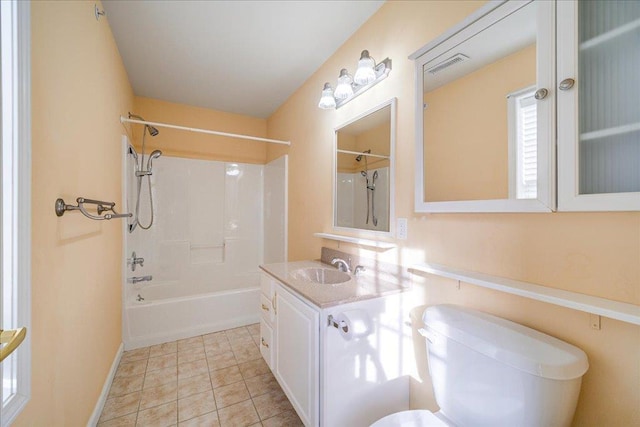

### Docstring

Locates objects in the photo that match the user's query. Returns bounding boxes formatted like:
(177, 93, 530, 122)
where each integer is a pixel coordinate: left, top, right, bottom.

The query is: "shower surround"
(123, 145, 286, 349)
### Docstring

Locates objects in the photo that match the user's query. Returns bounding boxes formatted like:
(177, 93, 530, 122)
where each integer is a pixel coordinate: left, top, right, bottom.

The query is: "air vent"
(426, 53, 469, 75)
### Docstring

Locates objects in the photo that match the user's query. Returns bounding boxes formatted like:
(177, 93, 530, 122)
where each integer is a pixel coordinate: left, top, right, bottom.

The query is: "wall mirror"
(411, 0, 555, 213)
(334, 98, 396, 234)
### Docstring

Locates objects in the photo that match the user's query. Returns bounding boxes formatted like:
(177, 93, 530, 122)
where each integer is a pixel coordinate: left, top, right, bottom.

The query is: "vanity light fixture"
(318, 50, 392, 110)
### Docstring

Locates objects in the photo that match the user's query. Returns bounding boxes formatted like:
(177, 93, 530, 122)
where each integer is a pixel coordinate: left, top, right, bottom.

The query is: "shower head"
(360, 171, 368, 177)
(147, 125, 159, 137)
(128, 112, 160, 137)
(355, 149, 371, 162)
(146, 150, 162, 172)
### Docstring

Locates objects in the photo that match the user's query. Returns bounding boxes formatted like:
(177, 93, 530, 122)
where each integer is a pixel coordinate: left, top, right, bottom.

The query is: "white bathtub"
(123, 285, 260, 350)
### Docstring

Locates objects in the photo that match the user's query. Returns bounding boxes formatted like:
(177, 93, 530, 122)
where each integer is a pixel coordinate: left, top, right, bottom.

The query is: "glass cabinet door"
(557, 0, 640, 211)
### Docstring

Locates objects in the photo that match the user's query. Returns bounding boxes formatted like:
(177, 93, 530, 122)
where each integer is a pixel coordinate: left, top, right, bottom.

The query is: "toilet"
(372, 305, 589, 427)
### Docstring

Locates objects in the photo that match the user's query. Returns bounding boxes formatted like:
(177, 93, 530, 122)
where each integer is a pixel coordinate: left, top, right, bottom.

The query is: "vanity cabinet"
(259, 272, 410, 427)
(259, 274, 277, 368)
(557, 0, 640, 211)
(273, 284, 319, 427)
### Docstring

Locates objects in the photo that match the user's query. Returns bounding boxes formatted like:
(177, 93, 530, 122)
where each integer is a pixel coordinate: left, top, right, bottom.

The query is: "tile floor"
(98, 324, 303, 427)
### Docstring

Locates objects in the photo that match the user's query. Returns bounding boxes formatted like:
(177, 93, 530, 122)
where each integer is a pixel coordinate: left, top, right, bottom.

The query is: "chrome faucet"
(128, 251, 144, 271)
(331, 257, 351, 273)
(128, 275, 152, 284)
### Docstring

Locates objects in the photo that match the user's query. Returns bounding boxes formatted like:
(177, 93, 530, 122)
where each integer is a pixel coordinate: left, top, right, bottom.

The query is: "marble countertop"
(259, 260, 407, 308)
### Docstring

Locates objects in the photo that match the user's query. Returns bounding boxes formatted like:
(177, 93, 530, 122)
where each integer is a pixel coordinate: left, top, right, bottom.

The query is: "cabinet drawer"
(259, 319, 274, 369)
(260, 294, 275, 324)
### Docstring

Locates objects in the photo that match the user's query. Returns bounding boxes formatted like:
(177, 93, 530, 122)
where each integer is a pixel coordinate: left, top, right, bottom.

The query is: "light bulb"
(354, 50, 376, 85)
(318, 82, 336, 109)
(334, 69, 354, 100)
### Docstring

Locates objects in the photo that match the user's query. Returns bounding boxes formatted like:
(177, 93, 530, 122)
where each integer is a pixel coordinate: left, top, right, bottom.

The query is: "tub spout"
(129, 275, 152, 284)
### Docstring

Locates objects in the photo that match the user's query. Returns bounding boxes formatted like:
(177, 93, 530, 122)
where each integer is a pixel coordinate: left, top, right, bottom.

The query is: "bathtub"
(123, 285, 260, 350)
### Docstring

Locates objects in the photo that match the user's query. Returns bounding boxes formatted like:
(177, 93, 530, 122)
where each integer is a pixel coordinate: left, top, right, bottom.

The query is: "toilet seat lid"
(371, 410, 450, 427)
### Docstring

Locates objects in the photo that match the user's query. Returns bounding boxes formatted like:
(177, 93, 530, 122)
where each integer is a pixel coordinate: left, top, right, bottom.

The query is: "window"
(1, 1, 31, 424)
(508, 86, 538, 199)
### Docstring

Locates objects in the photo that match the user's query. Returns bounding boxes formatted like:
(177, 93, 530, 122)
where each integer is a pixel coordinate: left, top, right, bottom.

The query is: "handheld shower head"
(146, 150, 162, 172)
(360, 171, 368, 177)
(355, 149, 371, 162)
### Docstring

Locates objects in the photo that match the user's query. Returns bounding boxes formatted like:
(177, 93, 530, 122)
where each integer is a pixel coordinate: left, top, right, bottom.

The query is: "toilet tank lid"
(423, 305, 589, 380)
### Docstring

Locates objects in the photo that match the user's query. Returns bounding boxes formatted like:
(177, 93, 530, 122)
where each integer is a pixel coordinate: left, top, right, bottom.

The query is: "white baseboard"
(87, 342, 124, 427)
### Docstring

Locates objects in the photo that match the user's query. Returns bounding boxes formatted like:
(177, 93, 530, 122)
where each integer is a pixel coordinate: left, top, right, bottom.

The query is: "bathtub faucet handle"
(128, 251, 145, 271)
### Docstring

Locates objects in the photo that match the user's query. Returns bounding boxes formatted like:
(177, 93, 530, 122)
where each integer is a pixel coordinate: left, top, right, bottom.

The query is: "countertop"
(259, 260, 407, 308)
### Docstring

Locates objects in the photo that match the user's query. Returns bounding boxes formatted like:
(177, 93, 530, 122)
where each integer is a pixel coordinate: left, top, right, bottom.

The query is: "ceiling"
(103, 1, 385, 119)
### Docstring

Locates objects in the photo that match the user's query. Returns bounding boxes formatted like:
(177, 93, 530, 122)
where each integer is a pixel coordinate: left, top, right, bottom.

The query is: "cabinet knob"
(534, 88, 548, 100)
(261, 303, 270, 312)
(559, 78, 575, 91)
(261, 337, 269, 348)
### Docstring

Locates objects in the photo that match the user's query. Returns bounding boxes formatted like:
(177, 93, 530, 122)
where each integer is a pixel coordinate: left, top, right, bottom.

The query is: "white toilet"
(372, 305, 589, 427)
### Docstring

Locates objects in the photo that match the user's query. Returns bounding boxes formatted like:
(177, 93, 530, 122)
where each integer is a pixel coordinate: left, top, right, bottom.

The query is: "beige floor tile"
(204, 340, 232, 356)
(248, 424, 262, 427)
(178, 410, 220, 427)
(178, 390, 216, 422)
(136, 401, 177, 427)
(140, 381, 178, 410)
(238, 359, 269, 380)
(224, 327, 251, 340)
(178, 358, 209, 380)
(121, 347, 150, 364)
(233, 346, 261, 364)
(261, 409, 303, 427)
(149, 341, 177, 357)
(244, 373, 280, 398)
(178, 335, 203, 351)
(209, 365, 243, 389)
(252, 389, 293, 421)
(99, 391, 141, 423)
(213, 381, 250, 409)
(228, 336, 256, 351)
(207, 351, 237, 371)
(144, 366, 178, 389)
(202, 331, 228, 344)
(97, 412, 137, 427)
(217, 400, 259, 427)
(109, 374, 145, 398)
(115, 359, 148, 379)
(178, 372, 212, 399)
(246, 324, 260, 335)
(178, 346, 206, 364)
(148, 353, 178, 372)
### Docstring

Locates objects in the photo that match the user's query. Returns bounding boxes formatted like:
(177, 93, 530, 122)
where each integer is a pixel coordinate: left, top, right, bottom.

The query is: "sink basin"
(292, 268, 351, 284)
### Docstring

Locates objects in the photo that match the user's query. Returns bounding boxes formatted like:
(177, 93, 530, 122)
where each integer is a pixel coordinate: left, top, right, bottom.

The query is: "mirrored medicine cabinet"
(411, 0, 640, 213)
(334, 98, 396, 235)
(411, 0, 555, 213)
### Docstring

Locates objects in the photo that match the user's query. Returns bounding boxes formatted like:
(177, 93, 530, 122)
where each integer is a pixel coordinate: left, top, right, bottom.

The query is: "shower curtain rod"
(120, 116, 291, 146)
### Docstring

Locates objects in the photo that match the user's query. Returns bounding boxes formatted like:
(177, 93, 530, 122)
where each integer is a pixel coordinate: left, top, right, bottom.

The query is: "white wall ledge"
(314, 233, 397, 249)
(409, 262, 640, 326)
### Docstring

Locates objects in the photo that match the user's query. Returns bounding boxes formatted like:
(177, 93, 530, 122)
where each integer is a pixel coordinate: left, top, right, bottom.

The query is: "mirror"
(412, 0, 555, 213)
(334, 99, 396, 234)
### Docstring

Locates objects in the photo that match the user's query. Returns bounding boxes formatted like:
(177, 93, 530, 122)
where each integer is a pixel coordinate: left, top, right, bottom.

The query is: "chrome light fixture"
(318, 49, 392, 110)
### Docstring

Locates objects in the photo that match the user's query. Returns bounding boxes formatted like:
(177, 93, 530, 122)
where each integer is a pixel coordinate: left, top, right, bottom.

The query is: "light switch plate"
(397, 218, 408, 240)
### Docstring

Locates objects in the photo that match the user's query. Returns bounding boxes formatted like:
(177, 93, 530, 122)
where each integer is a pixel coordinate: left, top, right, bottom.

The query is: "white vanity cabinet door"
(259, 319, 274, 369)
(557, 0, 640, 211)
(274, 284, 319, 427)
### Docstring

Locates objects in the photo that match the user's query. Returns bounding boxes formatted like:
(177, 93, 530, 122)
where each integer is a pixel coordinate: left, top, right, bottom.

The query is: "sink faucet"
(331, 257, 351, 273)
(128, 275, 152, 284)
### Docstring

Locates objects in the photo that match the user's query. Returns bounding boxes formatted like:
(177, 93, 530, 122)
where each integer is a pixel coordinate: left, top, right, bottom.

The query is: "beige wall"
(18, 1, 133, 425)
(266, 1, 640, 426)
(131, 97, 268, 164)
(424, 44, 536, 201)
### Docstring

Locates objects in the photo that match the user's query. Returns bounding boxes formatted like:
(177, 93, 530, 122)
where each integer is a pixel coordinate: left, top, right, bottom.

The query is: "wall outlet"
(397, 218, 408, 240)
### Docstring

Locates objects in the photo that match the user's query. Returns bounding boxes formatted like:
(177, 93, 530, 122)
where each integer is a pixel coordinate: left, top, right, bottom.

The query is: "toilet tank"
(422, 305, 589, 427)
